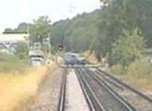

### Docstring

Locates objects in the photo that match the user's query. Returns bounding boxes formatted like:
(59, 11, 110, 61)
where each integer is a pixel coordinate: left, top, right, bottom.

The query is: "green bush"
(127, 58, 152, 78)
(0, 53, 28, 73)
(111, 29, 145, 66)
(15, 42, 28, 60)
(110, 57, 152, 79)
(110, 64, 126, 75)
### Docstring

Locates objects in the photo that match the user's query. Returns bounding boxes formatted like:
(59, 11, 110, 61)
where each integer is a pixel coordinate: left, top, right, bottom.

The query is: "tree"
(51, 11, 100, 52)
(3, 22, 31, 33)
(111, 29, 145, 67)
(30, 16, 51, 44)
(14, 23, 29, 33)
(100, 0, 112, 5)
(99, 0, 152, 48)
(51, 20, 68, 48)
(15, 42, 28, 60)
(3, 28, 14, 33)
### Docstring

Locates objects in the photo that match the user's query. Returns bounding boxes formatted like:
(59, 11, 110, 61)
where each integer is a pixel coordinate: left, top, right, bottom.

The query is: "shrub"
(110, 64, 126, 75)
(110, 57, 152, 79)
(126, 58, 152, 78)
(0, 53, 28, 73)
(111, 29, 145, 67)
(15, 42, 28, 60)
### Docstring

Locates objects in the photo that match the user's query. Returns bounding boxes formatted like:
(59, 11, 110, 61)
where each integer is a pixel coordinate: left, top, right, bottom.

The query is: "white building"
(0, 33, 29, 54)
(0, 33, 29, 43)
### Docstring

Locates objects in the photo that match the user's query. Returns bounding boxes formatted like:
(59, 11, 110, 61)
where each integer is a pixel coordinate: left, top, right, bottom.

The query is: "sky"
(0, 0, 101, 32)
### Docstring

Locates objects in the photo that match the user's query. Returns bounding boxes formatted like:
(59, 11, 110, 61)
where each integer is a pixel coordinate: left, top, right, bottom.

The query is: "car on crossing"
(64, 52, 86, 65)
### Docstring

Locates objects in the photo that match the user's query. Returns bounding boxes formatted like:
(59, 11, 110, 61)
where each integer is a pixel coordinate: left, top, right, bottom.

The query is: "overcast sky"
(0, 0, 101, 32)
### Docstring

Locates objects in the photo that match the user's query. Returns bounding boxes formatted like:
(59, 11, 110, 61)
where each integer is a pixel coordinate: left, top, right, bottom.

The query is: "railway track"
(76, 69, 104, 111)
(95, 68, 152, 103)
(57, 69, 66, 111)
(57, 66, 151, 111)
(75, 68, 136, 111)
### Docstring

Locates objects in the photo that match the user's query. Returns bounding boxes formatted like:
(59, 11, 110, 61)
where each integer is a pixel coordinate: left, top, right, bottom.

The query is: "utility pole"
(48, 33, 51, 54)
(47, 33, 51, 59)
(27, 24, 31, 49)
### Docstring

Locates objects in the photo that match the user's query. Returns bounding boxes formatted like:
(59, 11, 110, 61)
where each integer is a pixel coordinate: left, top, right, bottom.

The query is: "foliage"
(50, 0, 152, 62)
(51, 11, 100, 52)
(110, 57, 152, 77)
(111, 29, 145, 66)
(30, 16, 51, 43)
(0, 53, 28, 73)
(3, 0, 152, 65)
(93, 0, 152, 60)
(51, 20, 68, 48)
(110, 64, 125, 75)
(3, 28, 14, 33)
(15, 42, 28, 60)
(110, 57, 152, 90)
(127, 58, 152, 78)
(3, 22, 30, 34)
(14, 23, 29, 33)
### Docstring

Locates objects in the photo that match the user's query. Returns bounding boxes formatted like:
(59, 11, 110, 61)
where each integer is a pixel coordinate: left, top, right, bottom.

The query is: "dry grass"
(123, 75, 152, 91)
(110, 58, 152, 91)
(82, 51, 99, 64)
(0, 62, 57, 111)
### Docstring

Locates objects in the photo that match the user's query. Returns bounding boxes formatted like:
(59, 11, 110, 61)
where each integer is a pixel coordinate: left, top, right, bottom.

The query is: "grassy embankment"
(0, 53, 57, 111)
(110, 58, 152, 91)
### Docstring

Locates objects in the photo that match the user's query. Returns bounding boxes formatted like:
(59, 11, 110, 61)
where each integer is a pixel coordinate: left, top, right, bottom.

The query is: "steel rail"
(75, 69, 96, 111)
(93, 70, 124, 90)
(57, 69, 67, 111)
(77, 68, 106, 111)
(97, 68, 152, 103)
(84, 69, 136, 111)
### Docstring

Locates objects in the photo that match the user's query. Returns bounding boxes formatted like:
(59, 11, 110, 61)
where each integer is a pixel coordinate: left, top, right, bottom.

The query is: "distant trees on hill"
(3, 0, 152, 66)
(3, 23, 31, 34)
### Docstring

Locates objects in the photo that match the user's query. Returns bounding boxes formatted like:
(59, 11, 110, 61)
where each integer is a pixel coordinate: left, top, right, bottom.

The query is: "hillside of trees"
(51, 10, 100, 52)
(51, 0, 152, 65)
(4, 0, 152, 66)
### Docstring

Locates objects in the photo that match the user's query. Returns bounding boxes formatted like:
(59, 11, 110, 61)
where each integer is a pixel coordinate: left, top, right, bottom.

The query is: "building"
(0, 33, 29, 54)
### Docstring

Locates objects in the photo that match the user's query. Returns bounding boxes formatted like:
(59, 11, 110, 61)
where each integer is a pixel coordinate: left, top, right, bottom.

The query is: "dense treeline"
(51, 0, 152, 65)
(3, 0, 152, 66)
(3, 23, 31, 34)
(51, 10, 100, 52)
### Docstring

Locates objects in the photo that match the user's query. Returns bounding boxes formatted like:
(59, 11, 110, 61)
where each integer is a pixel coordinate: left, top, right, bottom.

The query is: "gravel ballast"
(23, 68, 64, 111)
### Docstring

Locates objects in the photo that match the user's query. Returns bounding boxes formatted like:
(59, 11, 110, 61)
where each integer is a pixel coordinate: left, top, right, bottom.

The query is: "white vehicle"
(30, 57, 45, 66)
(29, 50, 45, 66)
